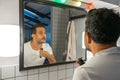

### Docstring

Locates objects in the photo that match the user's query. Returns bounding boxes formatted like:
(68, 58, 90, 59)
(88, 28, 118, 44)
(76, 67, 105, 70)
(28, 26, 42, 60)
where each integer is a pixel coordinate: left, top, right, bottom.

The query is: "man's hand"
(39, 50, 56, 64)
(40, 50, 49, 58)
(76, 58, 85, 67)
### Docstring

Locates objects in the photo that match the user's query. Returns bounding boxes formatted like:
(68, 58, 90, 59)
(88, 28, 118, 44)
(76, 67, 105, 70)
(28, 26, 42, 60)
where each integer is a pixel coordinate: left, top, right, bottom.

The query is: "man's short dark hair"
(32, 23, 46, 34)
(85, 8, 120, 44)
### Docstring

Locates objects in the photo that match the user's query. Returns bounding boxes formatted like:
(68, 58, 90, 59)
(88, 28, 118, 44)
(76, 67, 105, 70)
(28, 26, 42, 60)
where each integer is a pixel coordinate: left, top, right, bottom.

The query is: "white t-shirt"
(73, 47, 120, 80)
(24, 41, 53, 67)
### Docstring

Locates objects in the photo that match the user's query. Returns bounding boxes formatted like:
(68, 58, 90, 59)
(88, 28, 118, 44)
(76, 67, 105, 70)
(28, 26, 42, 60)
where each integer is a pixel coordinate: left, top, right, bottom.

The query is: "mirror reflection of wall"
(51, 7, 87, 62)
(51, 7, 69, 62)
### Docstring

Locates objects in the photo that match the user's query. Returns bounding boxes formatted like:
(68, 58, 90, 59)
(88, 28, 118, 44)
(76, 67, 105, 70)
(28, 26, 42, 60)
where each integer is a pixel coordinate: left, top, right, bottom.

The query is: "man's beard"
(37, 38, 46, 44)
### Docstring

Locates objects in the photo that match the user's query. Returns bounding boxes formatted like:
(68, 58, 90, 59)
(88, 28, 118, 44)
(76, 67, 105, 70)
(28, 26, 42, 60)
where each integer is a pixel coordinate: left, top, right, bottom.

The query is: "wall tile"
(49, 66, 57, 72)
(1, 66, 14, 79)
(15, 65, 27, 77)
(28, 68, 38, 75)
(49, 71, 57, 80)
(0, 67, 1, 79)
(39, 67, 48, 73)
(28, 74, 38, 80)
(66, 77, 73, 80)
(15, 76, 27, 80)
(39, 72, 48, 80)
(58, 70, 65, 80)
(59, 79, 66, 80)
(0, 64, 74, 80)
(0, 63, 75, 80)
(66, 63, 73, 69)
(66, 68, 73, 78)
(4, 78, 15, 80)
(58, 64, 65, 70)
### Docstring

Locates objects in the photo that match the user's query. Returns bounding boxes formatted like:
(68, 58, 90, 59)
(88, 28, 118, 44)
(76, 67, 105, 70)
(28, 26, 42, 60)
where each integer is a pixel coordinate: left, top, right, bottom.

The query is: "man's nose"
(42, 33, 46, 37)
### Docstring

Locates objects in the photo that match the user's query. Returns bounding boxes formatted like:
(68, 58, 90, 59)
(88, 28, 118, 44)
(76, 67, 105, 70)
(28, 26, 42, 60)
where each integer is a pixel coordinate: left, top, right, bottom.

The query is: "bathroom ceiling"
(24, 1, 87, 28)
(24, 2, 51, 28)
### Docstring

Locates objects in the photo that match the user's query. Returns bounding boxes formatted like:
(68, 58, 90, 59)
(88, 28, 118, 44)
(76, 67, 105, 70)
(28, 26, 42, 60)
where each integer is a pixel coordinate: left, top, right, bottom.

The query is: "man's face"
(33, 27, 46, 44)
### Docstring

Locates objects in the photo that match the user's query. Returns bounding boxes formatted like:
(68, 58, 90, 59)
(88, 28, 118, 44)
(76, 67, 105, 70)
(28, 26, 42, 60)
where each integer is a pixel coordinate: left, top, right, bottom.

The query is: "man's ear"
(85, 32, 92, 44)
(32, 34, 35, 39)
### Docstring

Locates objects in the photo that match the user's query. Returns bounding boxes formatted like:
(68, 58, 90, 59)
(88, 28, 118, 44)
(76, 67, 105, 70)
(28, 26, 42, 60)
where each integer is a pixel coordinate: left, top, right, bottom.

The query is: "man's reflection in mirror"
(24, 23, 56, 67)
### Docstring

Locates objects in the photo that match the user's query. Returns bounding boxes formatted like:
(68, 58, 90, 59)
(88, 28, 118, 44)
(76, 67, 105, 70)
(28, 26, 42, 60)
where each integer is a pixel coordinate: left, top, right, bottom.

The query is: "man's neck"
(30, 40, 42, 50)
(91, 43, 116, 55)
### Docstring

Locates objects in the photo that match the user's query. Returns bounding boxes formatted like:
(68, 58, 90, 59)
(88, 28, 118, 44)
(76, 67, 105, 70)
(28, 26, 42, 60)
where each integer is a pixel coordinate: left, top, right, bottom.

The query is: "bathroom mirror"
(20, 0, 87, 70)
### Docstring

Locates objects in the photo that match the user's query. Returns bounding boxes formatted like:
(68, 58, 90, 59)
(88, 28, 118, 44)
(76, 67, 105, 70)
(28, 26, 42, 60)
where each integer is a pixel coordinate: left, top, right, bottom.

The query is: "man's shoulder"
(24, 41, 30, 47)
(24, 41, 30, 44)
(43, 43, 51, 48)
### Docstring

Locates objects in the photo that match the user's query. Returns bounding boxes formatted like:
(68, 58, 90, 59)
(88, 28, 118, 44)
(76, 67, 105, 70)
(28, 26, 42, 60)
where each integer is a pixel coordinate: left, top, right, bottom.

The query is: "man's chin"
(41, 41, 46, 43)
(38, 41, 46, 44)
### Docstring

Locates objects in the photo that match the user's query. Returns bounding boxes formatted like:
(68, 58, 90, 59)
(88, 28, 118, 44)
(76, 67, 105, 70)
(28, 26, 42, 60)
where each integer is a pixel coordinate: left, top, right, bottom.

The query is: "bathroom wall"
(0, 63, 77, 80)
(0, 0, 19, 25)
(0, 0, 19, 65)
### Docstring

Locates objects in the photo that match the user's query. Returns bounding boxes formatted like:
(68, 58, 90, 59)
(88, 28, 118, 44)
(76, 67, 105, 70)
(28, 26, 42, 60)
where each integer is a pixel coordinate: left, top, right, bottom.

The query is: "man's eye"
(39, 32, 42, 34)
(39, 32, 46, 34)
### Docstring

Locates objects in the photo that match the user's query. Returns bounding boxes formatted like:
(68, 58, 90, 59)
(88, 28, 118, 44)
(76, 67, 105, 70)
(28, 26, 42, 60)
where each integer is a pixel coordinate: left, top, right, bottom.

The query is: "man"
(73, 8, 120, 80)
(24, 23, 56, 67)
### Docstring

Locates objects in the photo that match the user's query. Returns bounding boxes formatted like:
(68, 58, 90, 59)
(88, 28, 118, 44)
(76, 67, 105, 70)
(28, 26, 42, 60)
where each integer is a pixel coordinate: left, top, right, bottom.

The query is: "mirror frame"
(19, 0, 87, 71)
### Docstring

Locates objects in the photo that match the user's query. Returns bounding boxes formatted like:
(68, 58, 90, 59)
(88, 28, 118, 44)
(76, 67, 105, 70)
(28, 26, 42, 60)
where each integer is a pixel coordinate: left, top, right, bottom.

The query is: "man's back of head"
(85, 8, 120, 45)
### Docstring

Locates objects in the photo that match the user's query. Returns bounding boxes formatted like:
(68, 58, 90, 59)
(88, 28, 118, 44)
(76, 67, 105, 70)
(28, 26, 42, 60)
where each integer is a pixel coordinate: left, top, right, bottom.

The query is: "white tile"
(58, 79, 66, 80)
(39, 72, 48, 80)
(16, 76, 27, 80)
(66, 68, 74, 78)
(15, 65, 27, 77)
(58, 70, 65, 80)
(0, 67, 2, 79)
(49, 71, 57, 80)
(66, 63, 73, 69)
(58, 65, 65, 70)
(39, 67, 48, 73)
(28, 68, 38, 75)
(4, 78, 14, 80)
(28, 74, 38, 80)
(49, 66, 57, 72)
(1, 66, 15, 79)
(66, 77, 73, 80)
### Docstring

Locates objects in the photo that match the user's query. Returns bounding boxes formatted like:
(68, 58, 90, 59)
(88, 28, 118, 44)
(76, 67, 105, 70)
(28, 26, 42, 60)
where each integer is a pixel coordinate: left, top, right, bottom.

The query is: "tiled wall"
(51, 7, 69, 62)
(0, 63, 77, 80)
